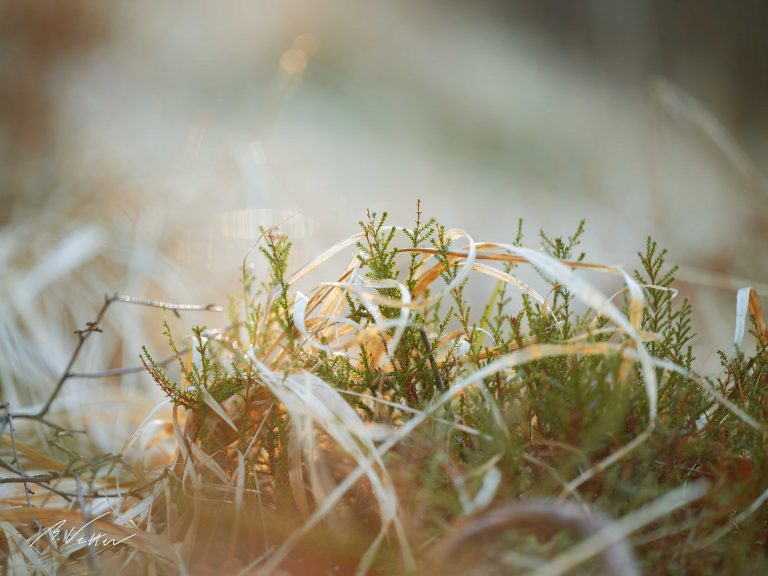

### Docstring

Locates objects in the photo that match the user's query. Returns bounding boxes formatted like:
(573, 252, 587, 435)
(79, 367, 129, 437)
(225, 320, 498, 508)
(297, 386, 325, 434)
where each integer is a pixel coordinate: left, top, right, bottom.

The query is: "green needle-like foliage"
(132, 205, 768, 575)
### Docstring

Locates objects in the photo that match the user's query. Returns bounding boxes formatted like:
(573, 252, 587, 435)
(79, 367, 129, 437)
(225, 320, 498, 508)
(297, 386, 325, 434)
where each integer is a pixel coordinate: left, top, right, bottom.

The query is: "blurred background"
(1, 0, 767, 446)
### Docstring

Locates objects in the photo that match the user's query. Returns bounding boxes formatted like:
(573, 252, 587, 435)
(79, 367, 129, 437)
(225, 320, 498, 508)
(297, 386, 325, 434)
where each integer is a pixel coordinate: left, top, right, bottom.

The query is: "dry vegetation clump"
(3, 203, 768, 575)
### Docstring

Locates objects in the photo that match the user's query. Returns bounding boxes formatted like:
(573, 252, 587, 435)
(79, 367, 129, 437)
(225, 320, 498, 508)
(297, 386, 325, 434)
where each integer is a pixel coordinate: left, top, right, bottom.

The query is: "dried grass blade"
(734, 287, 767, 348)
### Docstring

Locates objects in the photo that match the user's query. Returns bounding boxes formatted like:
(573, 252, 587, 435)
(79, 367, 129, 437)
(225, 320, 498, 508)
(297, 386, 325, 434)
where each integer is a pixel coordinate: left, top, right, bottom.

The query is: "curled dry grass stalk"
(2, 202, 768, 575)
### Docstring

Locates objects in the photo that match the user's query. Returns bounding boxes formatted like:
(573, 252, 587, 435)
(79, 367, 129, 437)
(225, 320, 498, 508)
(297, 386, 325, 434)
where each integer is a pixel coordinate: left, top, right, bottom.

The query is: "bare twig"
(14, 293, 118, 421)
(68, 348, 189, 379)
(11, 292, 222, 426)
(0, 473, 60, 484)
(0, 469, 167, 500)
(1, 404, 32, 507)
(0, 290, 210, 515)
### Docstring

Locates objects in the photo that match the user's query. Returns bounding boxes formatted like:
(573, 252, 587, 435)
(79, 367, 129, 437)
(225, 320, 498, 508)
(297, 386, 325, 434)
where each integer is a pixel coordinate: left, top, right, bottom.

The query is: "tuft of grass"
(3, 203, 768, 575)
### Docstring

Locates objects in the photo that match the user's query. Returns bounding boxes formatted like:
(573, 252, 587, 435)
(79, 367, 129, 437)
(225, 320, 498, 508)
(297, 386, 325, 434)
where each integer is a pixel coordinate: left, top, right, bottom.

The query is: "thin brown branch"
(0, 473, 60, 484)
(69, 348, 189, 379)
(419, 326, 445, 393)
(35, 293, 117, 418)
(1, 405, 32, 507)
(0, 469, 168, 500)
(10, 292, 222, 427)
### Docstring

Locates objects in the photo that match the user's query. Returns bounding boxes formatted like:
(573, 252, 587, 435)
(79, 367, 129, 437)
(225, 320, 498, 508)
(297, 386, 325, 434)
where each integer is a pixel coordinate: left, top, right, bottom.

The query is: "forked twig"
(36, 293, 117, 419)
(10, 292, 222, 426)
(0, 293, 212, 509)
